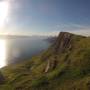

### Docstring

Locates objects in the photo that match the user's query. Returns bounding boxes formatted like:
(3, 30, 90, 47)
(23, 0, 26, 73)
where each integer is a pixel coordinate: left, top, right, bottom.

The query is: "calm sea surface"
(0, 37, 50, 68)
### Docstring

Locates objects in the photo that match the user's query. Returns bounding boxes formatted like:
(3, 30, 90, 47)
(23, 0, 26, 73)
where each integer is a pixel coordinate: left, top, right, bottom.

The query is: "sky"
(0, 0, 90, 36)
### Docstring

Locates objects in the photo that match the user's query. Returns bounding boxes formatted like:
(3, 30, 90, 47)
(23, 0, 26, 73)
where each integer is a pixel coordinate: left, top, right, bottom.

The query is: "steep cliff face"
(53, 32, 73, 53)
(44, 32, 74, 72)
(42, 32, 74, 60)
(42, 32, 86, 73)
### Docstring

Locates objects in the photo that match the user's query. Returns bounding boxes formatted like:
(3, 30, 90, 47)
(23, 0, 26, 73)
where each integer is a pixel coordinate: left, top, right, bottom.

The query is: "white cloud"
(50, 23, 90, 36)
(69, 29, 90, 36)
(1, 22, 90, 36)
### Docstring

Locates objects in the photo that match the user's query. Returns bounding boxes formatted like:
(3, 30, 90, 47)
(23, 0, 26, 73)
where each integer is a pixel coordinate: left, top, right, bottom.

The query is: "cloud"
(69, 29, 90, 36)
(1, 22, 90, 36)
(51, 23, 90, 36)
(36, 31, 59, 36)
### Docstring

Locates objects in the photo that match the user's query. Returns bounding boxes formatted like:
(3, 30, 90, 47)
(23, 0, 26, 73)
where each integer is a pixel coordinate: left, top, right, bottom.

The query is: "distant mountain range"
(0, 32, 90, 90)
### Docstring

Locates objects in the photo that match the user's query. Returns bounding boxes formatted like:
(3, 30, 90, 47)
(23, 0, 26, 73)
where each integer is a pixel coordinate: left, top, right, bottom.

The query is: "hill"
(1, 32, 90, 90)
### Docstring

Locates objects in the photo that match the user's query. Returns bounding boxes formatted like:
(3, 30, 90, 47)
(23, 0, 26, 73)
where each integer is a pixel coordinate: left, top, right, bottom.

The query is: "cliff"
(54, 32, 73, 52)
(1, 32, 90, 90)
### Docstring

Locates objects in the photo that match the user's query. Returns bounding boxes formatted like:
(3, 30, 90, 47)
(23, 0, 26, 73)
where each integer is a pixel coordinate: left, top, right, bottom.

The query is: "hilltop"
(0, 32, 90, 90)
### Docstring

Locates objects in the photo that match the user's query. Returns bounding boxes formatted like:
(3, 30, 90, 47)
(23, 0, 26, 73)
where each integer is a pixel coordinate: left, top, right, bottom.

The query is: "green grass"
(1, 33, 90, 90)
(31, 76, 48, 87)
(47, 63, 67, 80)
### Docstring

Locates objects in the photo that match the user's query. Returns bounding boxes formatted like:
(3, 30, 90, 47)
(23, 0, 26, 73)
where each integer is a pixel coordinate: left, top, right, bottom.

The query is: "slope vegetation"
(1, 32, 90, 90)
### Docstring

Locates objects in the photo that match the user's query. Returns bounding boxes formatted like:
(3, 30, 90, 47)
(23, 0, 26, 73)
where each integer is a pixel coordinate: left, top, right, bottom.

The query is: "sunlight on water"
(0, 39, 6, 68)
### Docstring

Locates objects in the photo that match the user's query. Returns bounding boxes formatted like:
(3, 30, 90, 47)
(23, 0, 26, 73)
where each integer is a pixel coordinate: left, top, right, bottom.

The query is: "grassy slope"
(1, 33, 90, 90)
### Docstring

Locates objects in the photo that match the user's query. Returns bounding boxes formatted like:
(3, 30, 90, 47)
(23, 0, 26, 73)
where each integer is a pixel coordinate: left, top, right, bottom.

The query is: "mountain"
(1, 32, 90, 90)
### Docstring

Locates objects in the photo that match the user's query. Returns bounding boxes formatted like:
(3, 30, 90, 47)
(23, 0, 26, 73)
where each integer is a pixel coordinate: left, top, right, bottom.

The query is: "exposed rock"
(44, 59, 58, 73)
(53, 32, 73, 53)
(45, 60, 50, 73)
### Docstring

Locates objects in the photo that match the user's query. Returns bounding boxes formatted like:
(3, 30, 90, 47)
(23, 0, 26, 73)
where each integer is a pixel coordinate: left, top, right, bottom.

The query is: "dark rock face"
(53, 32, 73, 53)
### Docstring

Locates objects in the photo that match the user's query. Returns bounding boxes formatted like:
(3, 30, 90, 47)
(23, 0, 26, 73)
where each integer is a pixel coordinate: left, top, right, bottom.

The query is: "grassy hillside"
(1, 32, 90, 90)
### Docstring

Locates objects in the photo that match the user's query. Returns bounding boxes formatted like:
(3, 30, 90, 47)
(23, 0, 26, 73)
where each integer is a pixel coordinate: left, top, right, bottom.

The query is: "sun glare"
(0, 1, 9, 27)
(0, 39, 6, 68)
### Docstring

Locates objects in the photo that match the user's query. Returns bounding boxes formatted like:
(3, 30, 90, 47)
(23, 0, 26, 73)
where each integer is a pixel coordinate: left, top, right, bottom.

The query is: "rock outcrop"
(53, 32, 73, 53)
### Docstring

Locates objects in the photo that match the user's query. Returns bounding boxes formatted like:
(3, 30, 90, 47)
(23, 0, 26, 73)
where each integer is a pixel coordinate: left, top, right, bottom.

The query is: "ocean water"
(0, 36, 50, 67)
